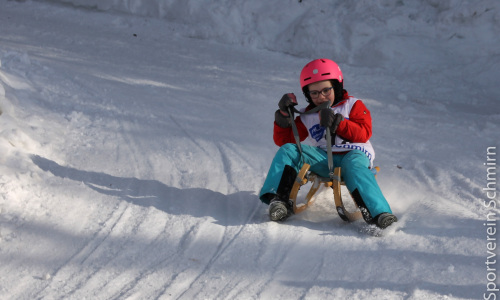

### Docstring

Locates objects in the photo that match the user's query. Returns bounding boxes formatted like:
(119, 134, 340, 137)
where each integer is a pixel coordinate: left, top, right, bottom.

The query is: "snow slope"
(0, 0, 499, 299)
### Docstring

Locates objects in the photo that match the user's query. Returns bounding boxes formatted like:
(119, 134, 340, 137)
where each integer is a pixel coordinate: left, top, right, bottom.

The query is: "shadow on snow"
(31, 154, 262, 227)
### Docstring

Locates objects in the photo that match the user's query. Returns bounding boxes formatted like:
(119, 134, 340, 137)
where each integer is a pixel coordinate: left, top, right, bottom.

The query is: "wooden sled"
(289, 163, 380, 222)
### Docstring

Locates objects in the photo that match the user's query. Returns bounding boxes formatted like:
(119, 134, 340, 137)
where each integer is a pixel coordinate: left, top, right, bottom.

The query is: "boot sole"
(377, 214, 398, 229)
(269, 202, 289, 221)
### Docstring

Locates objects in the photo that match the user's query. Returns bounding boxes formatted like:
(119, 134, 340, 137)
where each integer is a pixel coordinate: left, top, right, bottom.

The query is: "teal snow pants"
(259, 143, 392, 218)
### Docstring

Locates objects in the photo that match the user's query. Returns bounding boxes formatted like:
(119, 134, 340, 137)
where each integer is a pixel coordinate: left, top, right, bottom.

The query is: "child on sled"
(259, 58, 397, 229)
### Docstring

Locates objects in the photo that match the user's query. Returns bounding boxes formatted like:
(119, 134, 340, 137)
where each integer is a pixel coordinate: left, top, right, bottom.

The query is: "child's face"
(307, 80, 335, 107)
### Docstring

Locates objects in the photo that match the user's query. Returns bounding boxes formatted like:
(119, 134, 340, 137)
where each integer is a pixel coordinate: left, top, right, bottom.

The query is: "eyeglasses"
(308, 87, 334, 99)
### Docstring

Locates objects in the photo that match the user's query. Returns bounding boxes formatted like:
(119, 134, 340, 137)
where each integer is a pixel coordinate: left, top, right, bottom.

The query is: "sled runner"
(289, 164, 380, 222)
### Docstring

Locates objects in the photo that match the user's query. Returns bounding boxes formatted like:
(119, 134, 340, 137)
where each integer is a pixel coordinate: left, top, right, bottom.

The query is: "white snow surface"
(1, 0, 499, 299)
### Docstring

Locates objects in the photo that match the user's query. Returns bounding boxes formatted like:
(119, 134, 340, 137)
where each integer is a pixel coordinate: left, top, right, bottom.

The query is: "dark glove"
(275, 110, 292, 128)
(319, 108, 344, 133)
(278, 93, 298, 116)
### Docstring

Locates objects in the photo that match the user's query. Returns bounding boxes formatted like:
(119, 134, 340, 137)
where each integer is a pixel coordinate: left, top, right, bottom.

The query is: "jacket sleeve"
(273, 116, 308, 147)
(336, 100, 372, 143)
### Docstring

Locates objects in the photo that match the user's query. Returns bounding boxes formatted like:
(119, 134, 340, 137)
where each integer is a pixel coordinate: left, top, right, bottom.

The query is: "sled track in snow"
(172, 202, 261, 299)
(109, 221, 197, 299)
(35, 201, 131, 298)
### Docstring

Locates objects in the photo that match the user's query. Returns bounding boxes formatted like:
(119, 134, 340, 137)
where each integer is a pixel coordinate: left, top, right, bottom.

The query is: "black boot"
(351, 189, 397, 229)
(350, 189, 373, 224)
(267, 165, 297, 222)
(375, 213, 398, 229)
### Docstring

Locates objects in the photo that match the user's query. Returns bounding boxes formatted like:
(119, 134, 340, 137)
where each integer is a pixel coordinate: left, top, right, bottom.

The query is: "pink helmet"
(300, 58, 343, 88)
